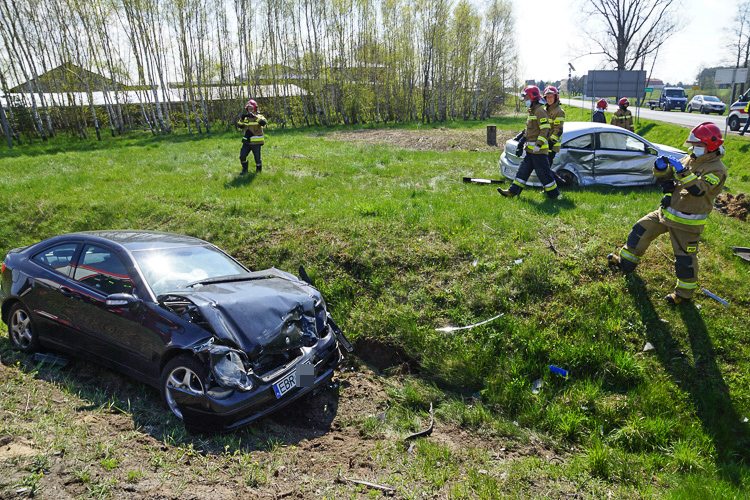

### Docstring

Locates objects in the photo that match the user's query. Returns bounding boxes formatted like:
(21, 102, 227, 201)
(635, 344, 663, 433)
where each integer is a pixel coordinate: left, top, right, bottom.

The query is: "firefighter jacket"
(545, 101, 565, 153)
(611, 108, 634, 131)
(592, 110, 606, 123)
(656, 150, 727, 231)
(524, 101, 551, 155)
(238, 112, 267, 146)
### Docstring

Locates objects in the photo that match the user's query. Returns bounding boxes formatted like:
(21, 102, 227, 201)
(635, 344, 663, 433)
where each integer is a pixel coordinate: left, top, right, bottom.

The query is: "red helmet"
(543, 85, 559, 97)
(245, 99, 258, 112)
(618, 97, 629, 107)
(521, 85, 541, 102)
(686, 122, 723, 151)
(596, 98, 608, 109)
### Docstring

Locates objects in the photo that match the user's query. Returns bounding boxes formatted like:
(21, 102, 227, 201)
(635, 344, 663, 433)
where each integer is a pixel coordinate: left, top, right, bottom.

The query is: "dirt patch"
(323, 127, 517, 152)
(715, 192, 749, 221)
(0, 437, 36, 460)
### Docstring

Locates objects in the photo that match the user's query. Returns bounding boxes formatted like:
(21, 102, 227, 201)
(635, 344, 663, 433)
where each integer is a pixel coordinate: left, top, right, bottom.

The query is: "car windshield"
(132, 245, 248, 296)
(704, 96, 721, 102)
(665, 89, 685, 97)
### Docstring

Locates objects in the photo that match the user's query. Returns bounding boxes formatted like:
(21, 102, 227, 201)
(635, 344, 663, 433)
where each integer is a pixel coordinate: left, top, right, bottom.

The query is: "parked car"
(1, 231, 352, 432)
(687, 95, 726, 115)
(499, 122, 686, 187)
(727, 88, 750, 131)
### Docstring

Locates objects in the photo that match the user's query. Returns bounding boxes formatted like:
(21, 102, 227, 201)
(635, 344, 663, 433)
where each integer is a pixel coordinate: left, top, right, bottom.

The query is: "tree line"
(0, 0, 517, 145)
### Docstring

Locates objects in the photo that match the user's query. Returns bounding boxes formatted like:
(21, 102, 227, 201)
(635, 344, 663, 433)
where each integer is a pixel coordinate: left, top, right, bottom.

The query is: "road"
(564, 98, 739, 135)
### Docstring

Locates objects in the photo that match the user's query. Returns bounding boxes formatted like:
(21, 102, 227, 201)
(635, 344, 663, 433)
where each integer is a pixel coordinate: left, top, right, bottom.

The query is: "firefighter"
(611, 97, 634, 131)
(237, 99, 267, 174)
(543, 86, 565, 166)
(497, 85, 559, 199)
(592, 99, 607, 123)
(607, 122, 727, 305)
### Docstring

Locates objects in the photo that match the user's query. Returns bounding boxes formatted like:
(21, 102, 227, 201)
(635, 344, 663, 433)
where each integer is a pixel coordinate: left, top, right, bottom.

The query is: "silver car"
(687, 95, 726, 115)
(499, 122, 686, 187)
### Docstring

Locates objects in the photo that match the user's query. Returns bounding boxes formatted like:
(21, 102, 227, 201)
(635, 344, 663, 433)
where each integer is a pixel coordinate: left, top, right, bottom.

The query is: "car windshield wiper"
(180, 274, 273, 288)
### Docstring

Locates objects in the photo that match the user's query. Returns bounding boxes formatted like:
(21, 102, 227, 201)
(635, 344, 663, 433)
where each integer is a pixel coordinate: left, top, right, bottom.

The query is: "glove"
(660, 180, 676, 193)
(515, 137, 526, 157)
(532, 145, 541, 153)
(660, 193, 672, 208)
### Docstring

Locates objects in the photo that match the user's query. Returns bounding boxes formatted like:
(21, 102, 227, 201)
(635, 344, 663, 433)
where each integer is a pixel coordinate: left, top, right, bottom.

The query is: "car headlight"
(210, 346, 254, 392)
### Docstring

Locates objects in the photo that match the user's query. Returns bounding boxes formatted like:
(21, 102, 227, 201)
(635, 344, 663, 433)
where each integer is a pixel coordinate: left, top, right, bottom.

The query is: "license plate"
(272, 370, 296, 399)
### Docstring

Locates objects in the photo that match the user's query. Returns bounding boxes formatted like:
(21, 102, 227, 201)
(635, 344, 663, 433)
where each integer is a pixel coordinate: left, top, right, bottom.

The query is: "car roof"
(562, 121, 634, 137)
(69, 230, 210, 252)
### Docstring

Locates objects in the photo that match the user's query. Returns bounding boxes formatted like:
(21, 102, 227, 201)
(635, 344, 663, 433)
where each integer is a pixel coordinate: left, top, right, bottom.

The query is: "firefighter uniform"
(506, 101, 559, 198)
(546, 100, 565, 164)
(614, 150, 726, 301)
(238, 111, 267, 173)
(611, 108, 634, 131)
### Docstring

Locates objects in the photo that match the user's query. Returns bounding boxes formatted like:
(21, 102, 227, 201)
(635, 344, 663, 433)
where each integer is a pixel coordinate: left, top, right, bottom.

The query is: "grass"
(1, 110, 750, 497)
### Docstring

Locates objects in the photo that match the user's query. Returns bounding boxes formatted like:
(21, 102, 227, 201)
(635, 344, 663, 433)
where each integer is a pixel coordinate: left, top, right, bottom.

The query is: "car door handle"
(60, 286, 81, 299)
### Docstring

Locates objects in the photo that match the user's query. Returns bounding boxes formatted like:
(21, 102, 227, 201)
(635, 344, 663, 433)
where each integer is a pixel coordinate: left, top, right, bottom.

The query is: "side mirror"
(647, 147, 658, 156)
(106, 293, 141, 310)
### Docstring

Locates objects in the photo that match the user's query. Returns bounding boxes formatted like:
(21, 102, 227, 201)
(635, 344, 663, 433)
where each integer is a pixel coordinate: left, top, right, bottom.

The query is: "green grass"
(2, 113, 750, 497)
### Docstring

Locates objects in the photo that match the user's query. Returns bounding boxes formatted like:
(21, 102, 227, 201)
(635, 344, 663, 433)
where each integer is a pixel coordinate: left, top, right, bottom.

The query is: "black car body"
(1, 231, 352, 432)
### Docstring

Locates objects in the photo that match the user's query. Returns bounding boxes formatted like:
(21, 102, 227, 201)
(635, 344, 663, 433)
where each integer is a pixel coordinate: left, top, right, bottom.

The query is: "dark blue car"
(1, 230, 351, 432)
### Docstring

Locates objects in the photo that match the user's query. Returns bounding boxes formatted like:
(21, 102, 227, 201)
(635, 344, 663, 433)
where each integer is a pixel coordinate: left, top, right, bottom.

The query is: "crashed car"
(1, 230, 352, 432)
(500, 122, 686, 187)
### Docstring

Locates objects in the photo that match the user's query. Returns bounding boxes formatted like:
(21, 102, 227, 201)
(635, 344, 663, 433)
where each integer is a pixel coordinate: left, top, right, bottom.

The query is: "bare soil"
(324, 126, 516, 152)
(715, 192, 749, 221)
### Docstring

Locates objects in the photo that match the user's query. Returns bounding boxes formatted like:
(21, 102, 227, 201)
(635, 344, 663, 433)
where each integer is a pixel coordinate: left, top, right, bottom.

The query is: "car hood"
(164, 268, 323, 358)
(657, 144, 685, 156)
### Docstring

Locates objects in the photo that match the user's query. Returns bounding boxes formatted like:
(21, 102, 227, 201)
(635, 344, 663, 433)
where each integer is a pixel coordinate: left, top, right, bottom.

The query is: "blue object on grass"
(549, 365, 569, 377)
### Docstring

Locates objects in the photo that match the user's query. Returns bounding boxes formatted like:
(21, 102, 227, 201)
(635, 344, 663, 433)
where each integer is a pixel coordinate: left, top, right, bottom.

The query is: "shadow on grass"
(225, 170, 260, 188)
(625, 274, 750, 483)
(519, 194, 577, 214)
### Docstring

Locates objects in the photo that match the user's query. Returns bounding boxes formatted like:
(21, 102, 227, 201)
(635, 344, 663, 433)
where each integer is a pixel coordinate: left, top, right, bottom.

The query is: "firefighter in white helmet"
(237, 99, 267, 174)
(543, 86, 565, 166)
(608, 122, 727, 305)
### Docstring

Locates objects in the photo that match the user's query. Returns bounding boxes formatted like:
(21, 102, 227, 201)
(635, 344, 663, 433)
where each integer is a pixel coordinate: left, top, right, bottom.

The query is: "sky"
(512, 0, 739, 86)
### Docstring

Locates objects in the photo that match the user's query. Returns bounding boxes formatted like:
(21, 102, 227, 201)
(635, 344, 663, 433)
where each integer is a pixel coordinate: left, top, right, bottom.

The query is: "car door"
(594, 132, 655, 186)
(557, 133, 594, 183)
(64, 243, 161, 380)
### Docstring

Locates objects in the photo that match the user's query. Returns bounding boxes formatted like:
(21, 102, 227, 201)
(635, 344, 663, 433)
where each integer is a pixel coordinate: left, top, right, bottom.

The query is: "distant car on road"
(687, 95, 726, 115)
(1, 230, 352, 432)
(500, 122, 686, 187)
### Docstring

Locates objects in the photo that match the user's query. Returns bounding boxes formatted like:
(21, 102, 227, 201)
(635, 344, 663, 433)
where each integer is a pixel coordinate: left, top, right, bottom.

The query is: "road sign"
(715, 68, 748, 85)
(692, 86, 700, 90)
(645, 87, 654, 92)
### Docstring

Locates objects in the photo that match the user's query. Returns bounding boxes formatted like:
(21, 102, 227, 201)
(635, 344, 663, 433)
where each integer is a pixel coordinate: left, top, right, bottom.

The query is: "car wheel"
(160, 356, 208, 420)
(8, 303, 39, 353)
(700, 106, 705, 114)
(729, 116, 740, 131)
(687, 105, 692, 113)
(557, 170, 578, 187)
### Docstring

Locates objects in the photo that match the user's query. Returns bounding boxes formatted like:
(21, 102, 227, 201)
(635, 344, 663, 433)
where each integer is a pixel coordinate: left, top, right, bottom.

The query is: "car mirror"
(106, 293, 141, 310)
(647, 147, 658, 156)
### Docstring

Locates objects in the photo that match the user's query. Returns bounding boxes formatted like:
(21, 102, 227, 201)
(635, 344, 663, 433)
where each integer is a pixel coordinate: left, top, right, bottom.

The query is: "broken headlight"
(209, 345, 254, 392)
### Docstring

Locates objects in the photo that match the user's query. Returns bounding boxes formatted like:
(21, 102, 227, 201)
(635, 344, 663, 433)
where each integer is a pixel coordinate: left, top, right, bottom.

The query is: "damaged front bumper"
(168, 332, 345, 432)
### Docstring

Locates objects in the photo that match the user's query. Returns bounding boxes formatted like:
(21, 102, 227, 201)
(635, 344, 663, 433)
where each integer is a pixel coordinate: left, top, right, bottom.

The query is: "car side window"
(599, 133, 646, 153)
(32, 243, 79, 276)
(562, 134, 593, 149)
(73, 245, 135, 296)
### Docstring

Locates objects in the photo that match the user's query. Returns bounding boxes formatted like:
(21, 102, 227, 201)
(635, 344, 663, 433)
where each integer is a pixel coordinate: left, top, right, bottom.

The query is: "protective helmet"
(685, 122, 723, 151)
(543, 86, 559, 102)
(521, 85, 542, 102)
(245, 99, 258, 112)
(596, 98, 608, 109)
(618, 97, 629, 107)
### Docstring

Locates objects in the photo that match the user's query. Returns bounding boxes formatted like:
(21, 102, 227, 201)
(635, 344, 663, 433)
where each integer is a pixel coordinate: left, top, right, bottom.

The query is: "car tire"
(557, 170, 578, 187)
(8, 303, 39, 353)
(160, 356, 208, 420)
(700, 106, 705, 114)
(687, 105, 692, 113)
(729, 116, 741, 131)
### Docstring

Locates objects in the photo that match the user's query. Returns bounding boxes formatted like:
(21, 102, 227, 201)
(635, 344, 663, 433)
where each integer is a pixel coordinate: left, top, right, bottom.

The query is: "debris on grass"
(531, 378, 544, 394)
(643, 342, 655, 352)
(549, 365, 569, 378)
(702, 288, 729, 306)
(405, 402, 434, 441)
(731, 246, 750, 262)
(436, 313, 504, 332)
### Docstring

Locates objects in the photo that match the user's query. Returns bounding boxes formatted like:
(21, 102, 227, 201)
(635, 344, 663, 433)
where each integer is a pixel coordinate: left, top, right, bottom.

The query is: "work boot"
(497, 187, 516, 197)
(256, 163, 262, 173)
(607, 253, 624, 271)
(664, 293, 689, 305)
(239, 161, 249, 175)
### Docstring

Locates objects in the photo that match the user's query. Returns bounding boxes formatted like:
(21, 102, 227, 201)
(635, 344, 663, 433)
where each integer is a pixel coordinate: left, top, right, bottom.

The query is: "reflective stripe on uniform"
(676, 279, 698, 290)
(620, 248, 641, 264)
(242, 136, 265, 142)
(513, 179, 526, 188)
(663, 207, 709, 226)
(543, 180, 558, 191)
(705, 174, 720, 185)
(680, 173, 697, 183)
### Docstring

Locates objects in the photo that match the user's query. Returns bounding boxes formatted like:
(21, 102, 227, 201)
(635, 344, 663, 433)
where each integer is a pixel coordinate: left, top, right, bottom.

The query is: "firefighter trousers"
(508, 153, 559, 198)
(617, 209, 702, 300)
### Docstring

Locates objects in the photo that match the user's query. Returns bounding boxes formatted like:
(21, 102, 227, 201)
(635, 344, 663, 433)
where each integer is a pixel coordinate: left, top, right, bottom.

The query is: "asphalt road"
(565, 98, 739, 135)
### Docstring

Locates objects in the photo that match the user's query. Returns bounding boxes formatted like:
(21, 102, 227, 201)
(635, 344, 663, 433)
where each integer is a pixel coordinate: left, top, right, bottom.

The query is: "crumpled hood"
(166, 268, 323, 358)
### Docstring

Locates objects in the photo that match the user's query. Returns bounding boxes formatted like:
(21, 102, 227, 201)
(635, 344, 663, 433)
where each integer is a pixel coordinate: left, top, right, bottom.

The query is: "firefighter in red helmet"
(498, 85, 559, 199)
(237, 99, 267, 174)
(608, 122, 727, 305)
(543, 86, 565, 166)
(593, 98, 607, 123)
(611, 97, 634, 131)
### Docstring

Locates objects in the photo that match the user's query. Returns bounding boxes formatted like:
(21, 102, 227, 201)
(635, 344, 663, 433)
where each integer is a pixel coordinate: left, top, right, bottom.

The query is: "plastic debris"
(643, 342, 655, 352)
(514, 259, 523, 265)
(531, 378, 544, 394)
(436, 313, 504, 333)
(462, 177, 505, 185)
(702, 288, 729, 306)
(472, 258, 479, 266)
(731, 246, 750, 263)
(549, 365, 569, 378)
